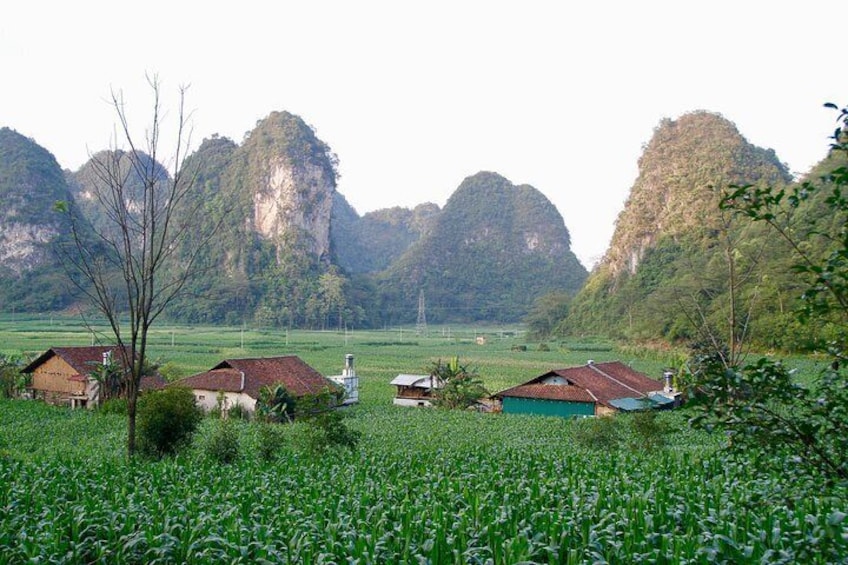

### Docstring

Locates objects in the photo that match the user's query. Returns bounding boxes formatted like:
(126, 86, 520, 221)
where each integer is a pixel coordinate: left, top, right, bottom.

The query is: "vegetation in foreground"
(0, 320, 846, 561)
(1, 392, 846, 563)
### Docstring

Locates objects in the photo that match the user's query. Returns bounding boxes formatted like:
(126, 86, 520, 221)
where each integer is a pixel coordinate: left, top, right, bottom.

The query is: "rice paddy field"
(0, 314, 846, 563)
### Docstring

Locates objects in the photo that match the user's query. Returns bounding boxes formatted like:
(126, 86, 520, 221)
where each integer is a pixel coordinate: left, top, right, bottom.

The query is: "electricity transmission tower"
(416, 289, 427, 335)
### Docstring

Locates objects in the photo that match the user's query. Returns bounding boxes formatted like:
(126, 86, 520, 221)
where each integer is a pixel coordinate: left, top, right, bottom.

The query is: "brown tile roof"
(23, 346, 128, 375)
(496, 361, 662, 408)
(173, 356, 339, 400)
(554, 362, 662, 406)
(500, 383, 595, 403)
(140, 374, 167, 391)
(24, 346, 166, 390)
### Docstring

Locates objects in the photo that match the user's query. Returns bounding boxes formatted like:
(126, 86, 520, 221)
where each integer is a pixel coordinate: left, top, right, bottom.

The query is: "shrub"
(228, 403, 250, 421)
(257, 423, 287, 462)
(137, 387, 203, 459)
(571, 416, 622, 450)
(99, 398, 128, 415)
(627, 410, 667, 450)
(206, 420, 241, 464)
(537, 343, 550, 352)
(304, 410, 361, 454)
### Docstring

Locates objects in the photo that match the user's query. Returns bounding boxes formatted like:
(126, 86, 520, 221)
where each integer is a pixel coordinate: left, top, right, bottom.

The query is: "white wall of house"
(192, 389, 257, 413)
(393, 397, 434, 407)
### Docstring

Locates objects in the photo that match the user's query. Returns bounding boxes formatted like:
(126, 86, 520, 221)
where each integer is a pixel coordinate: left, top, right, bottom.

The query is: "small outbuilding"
(23, 346, 166, 409)
(390, 374, 443, 407)
(173, 355, 341, 415)
(494, 360, 676, 418)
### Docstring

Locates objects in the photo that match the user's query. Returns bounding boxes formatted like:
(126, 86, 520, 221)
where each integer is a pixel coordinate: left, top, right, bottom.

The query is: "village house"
(390, 373, 444, 407)
(493, 360, 678, 418)
(172, 355, 343, 414)
(23, 346, 166, 409)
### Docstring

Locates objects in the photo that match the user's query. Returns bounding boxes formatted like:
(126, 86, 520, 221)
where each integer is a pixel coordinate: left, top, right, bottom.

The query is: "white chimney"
(330, 354, 359, 405)
(663, 371, 674, 393)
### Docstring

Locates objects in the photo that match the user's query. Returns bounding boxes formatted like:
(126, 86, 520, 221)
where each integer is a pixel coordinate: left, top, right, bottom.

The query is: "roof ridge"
(587, 363, 646, 397)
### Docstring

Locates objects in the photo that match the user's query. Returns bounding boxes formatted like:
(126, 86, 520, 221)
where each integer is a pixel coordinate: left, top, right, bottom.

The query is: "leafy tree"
(524, 291, 571, 339)
(294, 387, 344, 419)
(136, 387, 203, 459)
(0, 354, 27, 399)
(692, 103, 848, 481)
(55, 76, 222, 457)
(429, 357, 488, 409)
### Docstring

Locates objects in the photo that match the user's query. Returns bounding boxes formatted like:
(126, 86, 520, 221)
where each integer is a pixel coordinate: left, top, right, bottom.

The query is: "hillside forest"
(1, 102, 846, 354)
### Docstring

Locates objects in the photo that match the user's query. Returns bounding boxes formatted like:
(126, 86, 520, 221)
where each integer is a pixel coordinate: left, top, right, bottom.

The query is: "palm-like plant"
(256, 384, 296, 423)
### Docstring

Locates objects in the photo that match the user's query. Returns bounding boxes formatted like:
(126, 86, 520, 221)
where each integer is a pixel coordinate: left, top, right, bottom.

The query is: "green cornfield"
(0, 317, 845, 563)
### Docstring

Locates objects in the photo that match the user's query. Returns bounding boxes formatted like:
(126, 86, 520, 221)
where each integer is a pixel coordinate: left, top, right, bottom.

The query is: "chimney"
(344, 354, 354, 377)
(663, 370, 674, 393)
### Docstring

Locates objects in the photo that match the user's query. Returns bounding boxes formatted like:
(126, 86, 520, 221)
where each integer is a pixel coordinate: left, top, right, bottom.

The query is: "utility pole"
(416, 289, 427, 336)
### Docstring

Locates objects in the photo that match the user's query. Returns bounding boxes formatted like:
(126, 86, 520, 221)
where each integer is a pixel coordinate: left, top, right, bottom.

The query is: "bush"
(257, 423, 287, 462)
(99, 398, 128, 415)
(571, 416, 622, 450)
(206, 420, 241, 464)
(137, 387, 203, 459)
(304, 410, 361, 454)
(228, 403, 250, 421)
(627, 410, 667, 450)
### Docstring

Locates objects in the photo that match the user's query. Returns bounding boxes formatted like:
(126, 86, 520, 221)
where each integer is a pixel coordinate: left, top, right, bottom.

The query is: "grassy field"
(1, 315, 846, 563)
(0, 314, 674, 406)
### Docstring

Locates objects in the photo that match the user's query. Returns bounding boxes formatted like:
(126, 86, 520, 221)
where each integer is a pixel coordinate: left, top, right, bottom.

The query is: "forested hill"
(331, 195, 440, 274)
(0, 128, 80, 311)
(377, 171, 588, 324)
(562, 111, 796, 344)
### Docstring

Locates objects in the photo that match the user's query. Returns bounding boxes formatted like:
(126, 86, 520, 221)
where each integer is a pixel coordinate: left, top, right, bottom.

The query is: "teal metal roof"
(609, 397, 652, 411)
(610, 394, 675, 411)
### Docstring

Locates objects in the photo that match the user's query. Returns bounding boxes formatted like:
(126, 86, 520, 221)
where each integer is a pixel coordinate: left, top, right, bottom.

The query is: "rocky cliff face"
(603, 111, 792, 277)
(253, 155, 333, 259)
(0, 128, 71, 276)
(233, 111, 337, 263)
(0, 128, 81, 310)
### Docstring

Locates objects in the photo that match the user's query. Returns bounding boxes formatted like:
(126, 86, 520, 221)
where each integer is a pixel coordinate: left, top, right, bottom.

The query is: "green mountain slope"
(0, 128, 80, 310)
(564, 111, 796, 344)
(378, 171, 587, 324)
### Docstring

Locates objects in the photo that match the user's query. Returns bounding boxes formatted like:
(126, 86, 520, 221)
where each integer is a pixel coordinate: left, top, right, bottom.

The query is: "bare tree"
(57, 75, 221, 457)
(674, 202, 766, 370)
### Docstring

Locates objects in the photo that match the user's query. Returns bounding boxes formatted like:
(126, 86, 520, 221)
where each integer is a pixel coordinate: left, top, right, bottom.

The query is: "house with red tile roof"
(172, 356, 342, 414)
(23, 346, 166, 409)
(493, 361, 676, 418)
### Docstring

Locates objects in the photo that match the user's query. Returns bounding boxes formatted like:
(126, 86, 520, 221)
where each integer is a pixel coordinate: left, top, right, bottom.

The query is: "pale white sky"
(2, 1, 846, 268)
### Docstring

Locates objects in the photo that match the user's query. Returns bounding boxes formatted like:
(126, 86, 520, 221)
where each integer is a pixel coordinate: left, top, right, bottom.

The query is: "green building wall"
(502, 396, 595, 418)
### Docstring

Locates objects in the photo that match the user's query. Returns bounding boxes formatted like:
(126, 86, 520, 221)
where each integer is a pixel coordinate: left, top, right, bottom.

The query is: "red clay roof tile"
(173, 356, 339, 400)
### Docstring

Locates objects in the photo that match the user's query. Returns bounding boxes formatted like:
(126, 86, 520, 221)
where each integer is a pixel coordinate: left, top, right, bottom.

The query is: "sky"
(2, 1, 846, 268)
